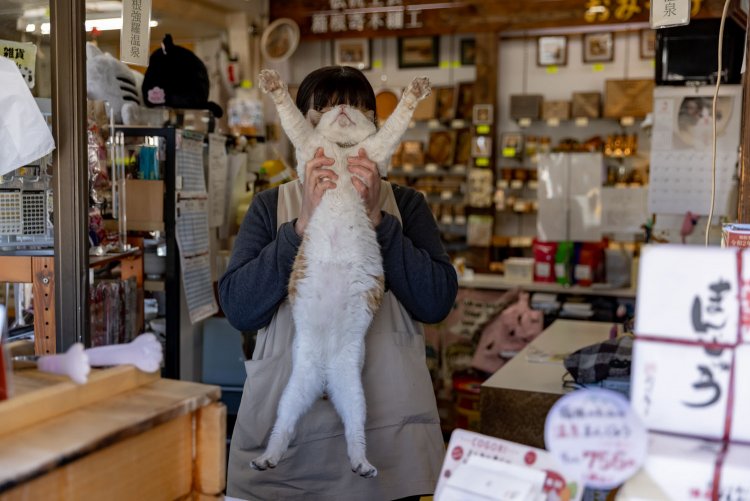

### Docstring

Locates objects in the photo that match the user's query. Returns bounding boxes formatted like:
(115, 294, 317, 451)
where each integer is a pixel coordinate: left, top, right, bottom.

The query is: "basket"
(0, 169, 53, 249)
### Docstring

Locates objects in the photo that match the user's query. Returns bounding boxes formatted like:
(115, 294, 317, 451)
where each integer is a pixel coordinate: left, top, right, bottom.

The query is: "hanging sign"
(650, 0, 691, 28)
(0, 40, 37, 89)
(584, 0, 702, 23)
(120, 0, 152, 67)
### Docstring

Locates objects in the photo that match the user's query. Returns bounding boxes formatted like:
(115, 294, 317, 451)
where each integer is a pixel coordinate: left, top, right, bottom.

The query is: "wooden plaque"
(413, 90, 437, 121)
(510, 94, 543, 120)
(542, 100, 570, 120)
(571, 92, 601, 118)
(604, 79, 655, 118)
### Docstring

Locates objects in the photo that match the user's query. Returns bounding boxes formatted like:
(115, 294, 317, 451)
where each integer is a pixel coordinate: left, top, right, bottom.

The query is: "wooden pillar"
(50, 0, 89, 350)
(739, 7, 750, 222)
(474, 32, 499, 107)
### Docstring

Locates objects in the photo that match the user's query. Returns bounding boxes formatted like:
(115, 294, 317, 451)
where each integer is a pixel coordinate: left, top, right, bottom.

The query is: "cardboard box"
(125, 180, 164, 231)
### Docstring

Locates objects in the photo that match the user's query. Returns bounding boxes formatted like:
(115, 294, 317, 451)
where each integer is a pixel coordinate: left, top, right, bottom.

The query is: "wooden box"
(0, 364, 225, 499)
(542, 100, 570, 120)
(571, 92, 601, 118)
(604, 79, 655, 118)
(510, 94, 543, 120)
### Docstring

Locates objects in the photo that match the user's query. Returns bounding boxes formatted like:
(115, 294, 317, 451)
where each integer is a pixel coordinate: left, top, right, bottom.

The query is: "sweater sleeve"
(218, 189, 302, 331)
(376, 184, 458, 324)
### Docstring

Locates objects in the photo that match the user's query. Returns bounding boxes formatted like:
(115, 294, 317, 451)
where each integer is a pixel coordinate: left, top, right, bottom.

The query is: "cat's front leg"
(367, 76, 431, 175)
(258, 69, 313, 152)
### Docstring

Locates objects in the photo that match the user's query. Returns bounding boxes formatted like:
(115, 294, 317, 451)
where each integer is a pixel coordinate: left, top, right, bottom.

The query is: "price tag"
(546, 65, 559, 74)
(502, 147, 516, 158)
(372, 59, 383, 69)
(518, 118, 532, 128)
(451, 119, 466, 129)
(0, 40, 37, 88)
(620, 116, 635, 127)
(544, 389, 648, 490)
(592, 63, 605, 72)
(452, 60, 461, 68)
(546, 118, 560, 127)
(475, 157, 490, 167)
(425, 163, 438, 173)
(427, 119, 441, 129)
(575, 117, 589, 127)
(476, 124, 491, 135)
(440, 60, 450, 69)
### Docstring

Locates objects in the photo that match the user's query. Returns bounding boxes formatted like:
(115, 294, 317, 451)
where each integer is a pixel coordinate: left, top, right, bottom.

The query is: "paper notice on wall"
(601, 187, 649, 234)
(176, 130, 206, 192)
(0, 40, 36, 88)
(208, 134, 228, 227)
(175, 196, 217, 323)
(648, 86, 741, 216)
(120, 0, 152, 67)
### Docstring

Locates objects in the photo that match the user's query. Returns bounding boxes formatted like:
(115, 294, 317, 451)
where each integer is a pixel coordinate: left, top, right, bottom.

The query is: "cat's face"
(306, 104, 376, 146)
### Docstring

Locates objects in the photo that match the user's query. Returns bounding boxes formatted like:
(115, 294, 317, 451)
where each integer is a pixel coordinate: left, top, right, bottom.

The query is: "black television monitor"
(655, 18, 745, 86)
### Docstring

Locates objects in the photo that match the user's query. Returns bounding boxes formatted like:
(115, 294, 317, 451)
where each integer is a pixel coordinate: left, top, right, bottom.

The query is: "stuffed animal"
(471, 291, 544, 374)
(86, 43, 144, 124)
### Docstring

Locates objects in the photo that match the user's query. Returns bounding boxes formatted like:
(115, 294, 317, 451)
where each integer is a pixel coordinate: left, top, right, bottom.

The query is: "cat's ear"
(365, 110, 375, 123)
(306, 109, 322, 126)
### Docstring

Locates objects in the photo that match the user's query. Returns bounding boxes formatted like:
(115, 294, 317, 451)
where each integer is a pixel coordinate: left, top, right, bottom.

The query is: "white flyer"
(208, 133, 228, 228)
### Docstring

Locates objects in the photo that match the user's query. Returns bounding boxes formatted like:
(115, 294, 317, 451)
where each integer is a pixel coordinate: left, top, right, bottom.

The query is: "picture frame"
(397, 36, 440, 68)
(426, 130, 457, 166)
(471, 135, 493, 158)
(460, 39, 476, 66)
(640, 28, 656, 59)
(537, 35, 567, 67)
(472, 104, 493, 125)
(454, 82, 475, 121)
(582, 32, 614, 64)
(500, 132, 524, 159)
(435, 86, 456, 122)
(333, 38, 371, 70)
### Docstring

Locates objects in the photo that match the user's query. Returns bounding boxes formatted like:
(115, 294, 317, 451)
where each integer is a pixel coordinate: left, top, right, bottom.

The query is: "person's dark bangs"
(311, 74, 375, 112)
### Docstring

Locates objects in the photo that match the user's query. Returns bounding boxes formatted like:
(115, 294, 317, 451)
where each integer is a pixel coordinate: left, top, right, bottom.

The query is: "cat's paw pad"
(251, 453, 280, 471)
(258, 69, 283, 94)
(351, 458, 378, 478)
(407, 76, 431, 101)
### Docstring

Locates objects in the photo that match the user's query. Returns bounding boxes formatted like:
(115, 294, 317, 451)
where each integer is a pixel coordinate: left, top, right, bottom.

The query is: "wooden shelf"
(389, 167, 467, 178)
(144, 279, 165, 292)
(459, 272, 636, 298)
(89, 248, 142, 268)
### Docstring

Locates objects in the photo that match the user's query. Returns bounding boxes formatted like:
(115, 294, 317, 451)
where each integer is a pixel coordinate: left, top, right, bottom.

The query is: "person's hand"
(295, 147, 337, 236)
(348, 148, 382, 227)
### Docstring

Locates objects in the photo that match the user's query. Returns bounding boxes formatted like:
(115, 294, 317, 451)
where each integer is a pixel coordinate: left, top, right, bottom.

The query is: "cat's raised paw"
(407, 76, 431, 101)
(351, 458, 378, 478)
(258, 69, 283, 94)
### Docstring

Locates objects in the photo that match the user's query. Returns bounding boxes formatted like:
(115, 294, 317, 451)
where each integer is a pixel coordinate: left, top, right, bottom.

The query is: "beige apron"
(227, 180, 445, 500)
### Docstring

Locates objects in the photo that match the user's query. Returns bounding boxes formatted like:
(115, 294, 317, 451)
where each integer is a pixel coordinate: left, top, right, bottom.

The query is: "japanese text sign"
(120, 0, 152, 67)
(0, 40, 36, 89)
(544, 389, 648, 490)
(650, 0, 691, 28)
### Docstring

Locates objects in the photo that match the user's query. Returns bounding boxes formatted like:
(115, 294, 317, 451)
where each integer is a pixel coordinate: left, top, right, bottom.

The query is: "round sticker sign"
(544, 388, 648, 490)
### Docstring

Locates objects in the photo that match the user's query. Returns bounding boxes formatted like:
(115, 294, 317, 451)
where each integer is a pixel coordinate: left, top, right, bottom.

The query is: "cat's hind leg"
(251, 359, 325, 470)
(326, 338, 377, 478)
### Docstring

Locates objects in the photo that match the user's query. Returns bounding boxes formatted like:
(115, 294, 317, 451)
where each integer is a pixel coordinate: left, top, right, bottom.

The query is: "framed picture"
(583, 32, 614, 63)
(333, 38, 371, 70)
(640, 29, 656, 59)
(435, 86, 456, 122)
(471, 136, 493, 158)
(537, 35, 567, 66)
(398, 36, 440, 68)
(426, 130, 457, 166)
(472, 104, 493, 125)
(455, 82, 475, 121)
(460, 39, 476, 66)
(400, 140, 425, 167)
(500, 132, 524, 159)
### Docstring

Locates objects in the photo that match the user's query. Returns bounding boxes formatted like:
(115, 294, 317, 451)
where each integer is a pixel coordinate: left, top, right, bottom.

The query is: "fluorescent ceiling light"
(85, 18, 158, 32)
(34, 18, 158, 34)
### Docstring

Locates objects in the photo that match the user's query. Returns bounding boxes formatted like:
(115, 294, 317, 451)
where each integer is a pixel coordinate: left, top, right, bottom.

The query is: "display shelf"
(459, 272, 636, 298)
(425, 194, 466, 205)
(389, 167, 467, 178)
(89, 248, 142, 268)
(437, 223, 468, 236)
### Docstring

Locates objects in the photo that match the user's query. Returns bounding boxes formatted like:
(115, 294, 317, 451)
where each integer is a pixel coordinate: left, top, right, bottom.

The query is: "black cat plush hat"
(142, 34, 223, 118)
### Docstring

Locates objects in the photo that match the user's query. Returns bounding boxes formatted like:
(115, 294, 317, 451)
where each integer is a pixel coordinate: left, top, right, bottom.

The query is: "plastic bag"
(0, 56, 55, 176)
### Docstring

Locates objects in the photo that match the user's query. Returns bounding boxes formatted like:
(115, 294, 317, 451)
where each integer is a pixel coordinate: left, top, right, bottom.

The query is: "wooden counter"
(0, 365, 225, 500)
(479, 319, 613, 449)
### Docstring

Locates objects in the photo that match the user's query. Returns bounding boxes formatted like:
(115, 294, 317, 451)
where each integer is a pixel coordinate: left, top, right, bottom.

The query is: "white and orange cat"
(254, 69, 430, 477)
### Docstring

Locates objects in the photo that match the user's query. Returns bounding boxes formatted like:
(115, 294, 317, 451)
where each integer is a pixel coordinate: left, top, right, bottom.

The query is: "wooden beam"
(0, 257, 32, 283)
(31, 257, 55, 356)
(739, 1, 750, 223)
(152, 0, 228, 28)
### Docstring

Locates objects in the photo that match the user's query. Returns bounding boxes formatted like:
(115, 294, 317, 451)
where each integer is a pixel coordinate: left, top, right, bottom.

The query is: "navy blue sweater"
(218, 183, 458, 331)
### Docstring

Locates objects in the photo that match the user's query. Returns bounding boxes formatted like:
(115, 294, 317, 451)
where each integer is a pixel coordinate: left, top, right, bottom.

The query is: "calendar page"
(648, 86, 741, 216)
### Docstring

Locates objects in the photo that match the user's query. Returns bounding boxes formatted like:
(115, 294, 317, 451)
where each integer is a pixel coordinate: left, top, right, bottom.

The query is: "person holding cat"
(219, 65, 458, 501)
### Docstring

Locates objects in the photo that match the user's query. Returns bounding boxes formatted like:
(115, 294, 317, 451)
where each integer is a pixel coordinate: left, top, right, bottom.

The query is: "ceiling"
(0, 0, 266, 42)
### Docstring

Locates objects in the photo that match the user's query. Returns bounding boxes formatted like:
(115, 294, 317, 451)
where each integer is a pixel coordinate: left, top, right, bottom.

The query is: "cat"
(253, 68, 430, 478)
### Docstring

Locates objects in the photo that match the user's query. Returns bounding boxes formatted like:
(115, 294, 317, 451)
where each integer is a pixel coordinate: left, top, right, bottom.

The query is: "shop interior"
(2, 0, 750, 499)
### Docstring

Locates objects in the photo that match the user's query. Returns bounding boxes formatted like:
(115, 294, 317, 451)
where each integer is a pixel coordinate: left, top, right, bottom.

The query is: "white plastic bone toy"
(35, 343, 91, 385)
(85, 333, 163, 373)
(15, 334, 162, 384)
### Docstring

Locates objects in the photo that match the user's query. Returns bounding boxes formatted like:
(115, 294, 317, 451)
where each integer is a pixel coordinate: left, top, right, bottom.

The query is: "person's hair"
(295, 66, 376, 115)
